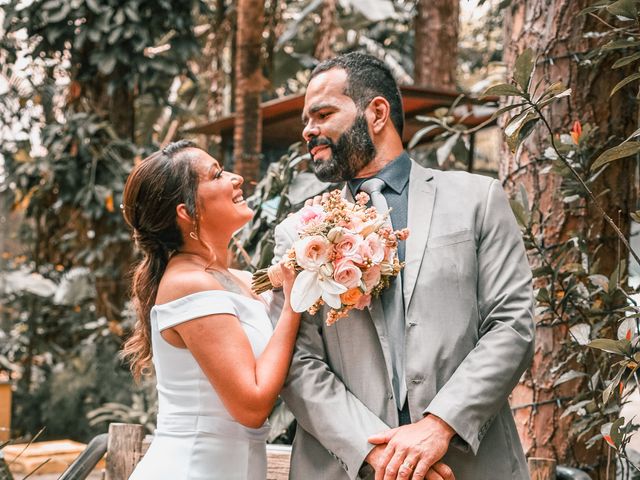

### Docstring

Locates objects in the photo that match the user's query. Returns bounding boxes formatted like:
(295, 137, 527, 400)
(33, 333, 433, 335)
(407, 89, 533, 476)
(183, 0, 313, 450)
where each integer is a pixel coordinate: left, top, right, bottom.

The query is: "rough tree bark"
(414, 0, 459, 89)
(234, 0, 266, 193)
(502, 1, 637, 477)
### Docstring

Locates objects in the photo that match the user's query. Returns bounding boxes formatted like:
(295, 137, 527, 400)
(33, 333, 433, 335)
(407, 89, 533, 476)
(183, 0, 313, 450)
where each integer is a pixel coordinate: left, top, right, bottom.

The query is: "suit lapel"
(404, 161, 435, 311)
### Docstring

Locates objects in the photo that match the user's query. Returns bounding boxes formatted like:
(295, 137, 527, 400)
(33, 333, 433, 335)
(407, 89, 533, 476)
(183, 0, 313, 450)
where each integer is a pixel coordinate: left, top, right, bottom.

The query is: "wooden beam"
(106, 423, 144, 480)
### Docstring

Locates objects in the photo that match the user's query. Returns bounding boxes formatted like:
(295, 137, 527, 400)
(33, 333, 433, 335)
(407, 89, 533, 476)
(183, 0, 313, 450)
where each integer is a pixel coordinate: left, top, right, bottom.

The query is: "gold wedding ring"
(402, 461, 414, 470)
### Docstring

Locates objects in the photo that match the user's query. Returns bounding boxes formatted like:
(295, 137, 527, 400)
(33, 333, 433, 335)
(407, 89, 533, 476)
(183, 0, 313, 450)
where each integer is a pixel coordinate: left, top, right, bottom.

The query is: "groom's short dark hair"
(310, 52, 404, 137)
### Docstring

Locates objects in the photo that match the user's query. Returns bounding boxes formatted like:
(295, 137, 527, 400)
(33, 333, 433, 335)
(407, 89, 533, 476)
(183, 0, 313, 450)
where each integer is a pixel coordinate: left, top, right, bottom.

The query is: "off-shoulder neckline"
(153, 289, 265, 309)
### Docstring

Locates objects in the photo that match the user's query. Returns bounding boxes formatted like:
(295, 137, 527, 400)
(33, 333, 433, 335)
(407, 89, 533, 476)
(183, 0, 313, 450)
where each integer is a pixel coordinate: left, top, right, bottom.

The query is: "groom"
(272, 52, 535, 480)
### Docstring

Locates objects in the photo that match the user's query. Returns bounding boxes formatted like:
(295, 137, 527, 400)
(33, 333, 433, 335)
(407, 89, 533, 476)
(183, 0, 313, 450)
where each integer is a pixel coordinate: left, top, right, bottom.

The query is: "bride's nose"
(231, 173, 244, 187)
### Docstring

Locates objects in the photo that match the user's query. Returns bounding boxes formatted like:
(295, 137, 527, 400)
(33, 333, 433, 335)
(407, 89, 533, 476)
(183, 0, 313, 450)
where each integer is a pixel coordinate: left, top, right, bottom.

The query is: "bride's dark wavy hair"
(121, 140, 201, 379)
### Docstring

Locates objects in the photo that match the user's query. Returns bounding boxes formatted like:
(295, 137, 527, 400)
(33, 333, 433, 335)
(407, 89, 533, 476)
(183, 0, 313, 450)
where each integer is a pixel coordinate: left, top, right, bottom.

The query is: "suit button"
(408, 321, 417, 327)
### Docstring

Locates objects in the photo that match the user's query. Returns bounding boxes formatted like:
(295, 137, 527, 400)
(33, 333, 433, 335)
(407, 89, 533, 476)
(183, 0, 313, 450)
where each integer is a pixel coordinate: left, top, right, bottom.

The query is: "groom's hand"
(367, 414, 455, 480)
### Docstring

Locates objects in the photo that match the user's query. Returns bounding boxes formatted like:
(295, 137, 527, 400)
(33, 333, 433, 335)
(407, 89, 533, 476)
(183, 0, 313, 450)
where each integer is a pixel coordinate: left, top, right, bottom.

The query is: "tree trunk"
(314, 0, 339, 61)
(234, 0, 266, 193)
(414, 0, 458, 89)
(502, 1, 637, 477)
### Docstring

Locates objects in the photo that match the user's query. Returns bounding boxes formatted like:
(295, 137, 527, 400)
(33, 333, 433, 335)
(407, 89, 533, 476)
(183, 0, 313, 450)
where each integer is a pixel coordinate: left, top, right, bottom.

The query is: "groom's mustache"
(307, 137, 334, 156)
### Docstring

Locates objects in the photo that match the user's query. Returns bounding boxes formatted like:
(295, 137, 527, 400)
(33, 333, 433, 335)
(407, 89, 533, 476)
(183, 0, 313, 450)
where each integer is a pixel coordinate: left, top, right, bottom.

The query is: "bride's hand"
(304, 192, 329, 207)
(278, 261, 297, 301)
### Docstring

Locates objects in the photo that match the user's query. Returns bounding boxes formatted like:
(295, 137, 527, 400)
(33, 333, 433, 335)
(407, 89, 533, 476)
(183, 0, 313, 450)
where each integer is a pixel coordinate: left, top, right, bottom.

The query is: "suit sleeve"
(273, 218, 390, 480)
(423, 179, 535, 454)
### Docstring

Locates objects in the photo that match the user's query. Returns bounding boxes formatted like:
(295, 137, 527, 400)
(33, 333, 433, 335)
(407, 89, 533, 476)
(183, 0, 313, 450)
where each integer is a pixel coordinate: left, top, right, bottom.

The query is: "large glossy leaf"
(408, 124, 441, 149)
(607, 0, 637, 20)
(481, 83, 523, 98)
(514, 48, 534, 92)
(553, 370, 588, 387)
(591, 141, 640, 171)
(613, 51, 640, 69)
(588, 338, 628, 355)
(436, 132, 461, 166)
(610, 72, 640, 97)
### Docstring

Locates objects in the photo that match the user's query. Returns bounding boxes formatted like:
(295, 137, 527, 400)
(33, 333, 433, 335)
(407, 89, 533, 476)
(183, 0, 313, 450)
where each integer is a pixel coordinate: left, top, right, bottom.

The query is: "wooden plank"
(267, 444, 291, 480)
(0, 382, 11, 442)
(528, 457, 556, 480)
(106, 423, 144, 480)
(4, 439, 101, 475)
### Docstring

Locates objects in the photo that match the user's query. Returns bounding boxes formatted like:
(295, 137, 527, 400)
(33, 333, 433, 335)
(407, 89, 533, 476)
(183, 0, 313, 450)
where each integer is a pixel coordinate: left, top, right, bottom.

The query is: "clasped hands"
(365, 414, 456, 480)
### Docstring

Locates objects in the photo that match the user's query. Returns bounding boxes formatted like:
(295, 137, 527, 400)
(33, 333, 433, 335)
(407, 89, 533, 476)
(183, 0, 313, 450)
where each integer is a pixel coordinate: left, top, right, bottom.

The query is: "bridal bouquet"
(252, 189, 409, 325)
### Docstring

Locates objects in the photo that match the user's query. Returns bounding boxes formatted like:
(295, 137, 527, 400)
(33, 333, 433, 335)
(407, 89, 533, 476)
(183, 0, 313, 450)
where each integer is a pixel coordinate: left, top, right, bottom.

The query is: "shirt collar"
(348, 151, 411, 197)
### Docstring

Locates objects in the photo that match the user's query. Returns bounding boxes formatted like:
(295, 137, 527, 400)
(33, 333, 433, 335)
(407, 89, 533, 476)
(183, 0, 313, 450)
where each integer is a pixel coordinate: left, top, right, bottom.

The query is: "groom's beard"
(308, 114, 377, 183)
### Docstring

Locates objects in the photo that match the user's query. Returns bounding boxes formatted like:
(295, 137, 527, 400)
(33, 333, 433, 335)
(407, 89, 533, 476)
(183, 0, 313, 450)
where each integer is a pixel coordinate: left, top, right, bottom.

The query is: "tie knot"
(359, 177, 386, 195)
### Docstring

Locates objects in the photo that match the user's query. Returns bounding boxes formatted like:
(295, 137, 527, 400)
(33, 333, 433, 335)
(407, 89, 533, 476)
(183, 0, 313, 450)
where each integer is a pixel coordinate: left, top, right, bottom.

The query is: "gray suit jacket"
(272, 161, 535, 480)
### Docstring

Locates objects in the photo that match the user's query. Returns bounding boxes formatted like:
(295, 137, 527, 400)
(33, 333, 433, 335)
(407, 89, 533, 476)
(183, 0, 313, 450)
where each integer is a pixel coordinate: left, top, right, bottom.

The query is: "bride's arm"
(169, 268, 300, 429)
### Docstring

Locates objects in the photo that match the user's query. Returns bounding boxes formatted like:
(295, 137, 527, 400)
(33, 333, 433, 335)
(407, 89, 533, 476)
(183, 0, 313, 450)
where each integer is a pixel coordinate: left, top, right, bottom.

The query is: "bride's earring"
(189, 231, 198, 241)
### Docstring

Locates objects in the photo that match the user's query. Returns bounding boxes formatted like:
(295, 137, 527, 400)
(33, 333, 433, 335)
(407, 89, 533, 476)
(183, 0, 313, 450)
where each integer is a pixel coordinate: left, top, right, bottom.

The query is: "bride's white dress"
(129, 289, 275, 480)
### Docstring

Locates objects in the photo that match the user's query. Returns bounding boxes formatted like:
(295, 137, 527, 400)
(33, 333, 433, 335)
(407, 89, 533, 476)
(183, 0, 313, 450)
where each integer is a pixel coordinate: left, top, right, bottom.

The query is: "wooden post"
(106, 423, 144, 480)
(528, 457, 557, 480)
(0, 382, 12, 442)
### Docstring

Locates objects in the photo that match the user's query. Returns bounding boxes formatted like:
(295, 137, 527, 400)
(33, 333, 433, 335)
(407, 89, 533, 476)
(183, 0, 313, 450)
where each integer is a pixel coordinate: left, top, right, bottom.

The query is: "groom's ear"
(367, 96, 391, 135)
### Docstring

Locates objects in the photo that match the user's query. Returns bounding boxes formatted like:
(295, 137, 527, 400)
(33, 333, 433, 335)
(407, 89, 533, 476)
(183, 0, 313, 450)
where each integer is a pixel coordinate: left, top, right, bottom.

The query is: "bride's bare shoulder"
(156, 262, 222, 304)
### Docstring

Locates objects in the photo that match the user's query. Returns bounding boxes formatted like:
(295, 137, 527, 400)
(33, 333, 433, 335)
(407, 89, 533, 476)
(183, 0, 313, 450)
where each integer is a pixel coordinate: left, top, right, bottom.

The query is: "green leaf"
(481, 83, 523, 98)
(601, 39, 640, 51)
(509, 199, 529, 228)
(408, 124, 441, 149)
(488, 102, 528, 121)
(603, 367, 626, 404)
(506, 112, 538, 152)
(588, 338, 627, 355)
(613, 52, 640, 69)
(553, 370, 588, 387)
(514, 48, 534, 92)
(591, 141, 640, 171)
(610, 72, 640, 97)
(607, 0, 637, 20)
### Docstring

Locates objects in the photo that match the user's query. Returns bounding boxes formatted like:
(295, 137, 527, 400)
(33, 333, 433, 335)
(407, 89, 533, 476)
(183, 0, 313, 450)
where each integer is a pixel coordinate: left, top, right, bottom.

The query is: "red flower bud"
(570, 120, 582, 144)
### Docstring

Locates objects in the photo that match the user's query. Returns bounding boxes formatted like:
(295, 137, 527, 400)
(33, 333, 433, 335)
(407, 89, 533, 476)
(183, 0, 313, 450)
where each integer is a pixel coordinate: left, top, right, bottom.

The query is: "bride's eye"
(214, 168, 224, 179)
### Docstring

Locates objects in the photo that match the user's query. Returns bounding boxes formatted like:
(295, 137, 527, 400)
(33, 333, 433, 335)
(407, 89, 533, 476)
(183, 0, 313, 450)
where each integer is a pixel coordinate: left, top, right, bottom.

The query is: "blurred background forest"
(2, 0, 640, 477)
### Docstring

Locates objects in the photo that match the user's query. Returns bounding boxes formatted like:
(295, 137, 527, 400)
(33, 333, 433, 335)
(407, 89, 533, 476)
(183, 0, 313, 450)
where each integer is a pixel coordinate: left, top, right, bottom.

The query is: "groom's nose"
(302, 121, 319, 142)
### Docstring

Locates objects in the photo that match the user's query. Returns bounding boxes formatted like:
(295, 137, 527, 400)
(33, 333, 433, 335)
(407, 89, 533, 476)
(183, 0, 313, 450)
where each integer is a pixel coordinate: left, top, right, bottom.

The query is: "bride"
(121, 140, 300, 480)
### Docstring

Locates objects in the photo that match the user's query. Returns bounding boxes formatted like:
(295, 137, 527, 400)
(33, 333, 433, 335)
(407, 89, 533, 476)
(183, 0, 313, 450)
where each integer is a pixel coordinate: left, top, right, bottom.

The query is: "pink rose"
(298, 205, 326, 229)
(333, 257, 362, 289)
(356, 241, 372, 264)
(365, 233, 385, 263)
(294, 235, 331, 271)
(355, 293, 372, 309)
(362, 265, 381, 293)
(335, 232, 363, 258)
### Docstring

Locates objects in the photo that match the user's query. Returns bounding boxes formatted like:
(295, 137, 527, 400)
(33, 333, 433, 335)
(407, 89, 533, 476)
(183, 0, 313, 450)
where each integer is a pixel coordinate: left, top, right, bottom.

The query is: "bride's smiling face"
(191, 150, 254, 235)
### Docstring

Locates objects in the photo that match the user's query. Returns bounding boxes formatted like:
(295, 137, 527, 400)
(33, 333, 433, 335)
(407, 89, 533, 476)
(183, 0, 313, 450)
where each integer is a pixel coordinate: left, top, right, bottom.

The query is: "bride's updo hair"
(121, 140, 201, 379)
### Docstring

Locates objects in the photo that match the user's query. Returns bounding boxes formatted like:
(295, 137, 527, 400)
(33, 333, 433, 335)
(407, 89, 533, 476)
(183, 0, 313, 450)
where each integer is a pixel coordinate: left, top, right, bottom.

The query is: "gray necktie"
(359, 178, 407, 410)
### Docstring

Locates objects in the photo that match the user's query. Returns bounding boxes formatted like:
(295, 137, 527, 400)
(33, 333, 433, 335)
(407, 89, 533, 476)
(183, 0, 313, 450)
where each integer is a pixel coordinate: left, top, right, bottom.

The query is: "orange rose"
(340, 287, 363, 306)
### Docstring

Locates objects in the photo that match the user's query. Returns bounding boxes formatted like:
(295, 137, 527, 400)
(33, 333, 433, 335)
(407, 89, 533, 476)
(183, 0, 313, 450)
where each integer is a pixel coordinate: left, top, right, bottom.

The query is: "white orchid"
(290, 269, 347, 312)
